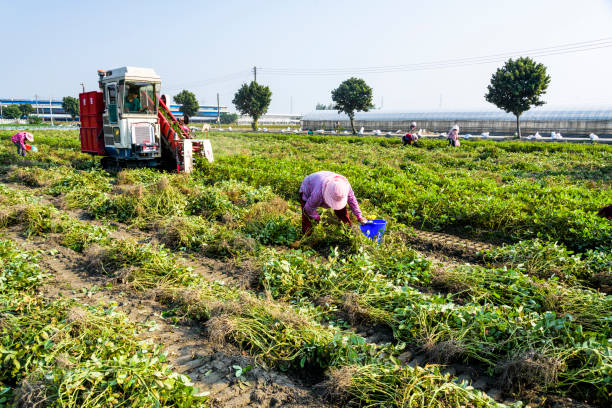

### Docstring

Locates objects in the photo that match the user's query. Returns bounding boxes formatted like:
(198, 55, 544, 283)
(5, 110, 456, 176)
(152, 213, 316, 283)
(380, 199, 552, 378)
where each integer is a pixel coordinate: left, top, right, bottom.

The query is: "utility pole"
(253, 66, 257, 82)
(49, 98, 54, 126)
(216, 93, 220, 125)
(35, 94, 39, 116)
(80, 82, 85, 93)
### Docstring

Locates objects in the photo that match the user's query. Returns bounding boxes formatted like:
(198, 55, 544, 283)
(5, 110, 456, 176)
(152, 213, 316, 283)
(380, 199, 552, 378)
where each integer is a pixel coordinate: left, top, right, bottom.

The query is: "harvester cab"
(79, 66, 207, 172)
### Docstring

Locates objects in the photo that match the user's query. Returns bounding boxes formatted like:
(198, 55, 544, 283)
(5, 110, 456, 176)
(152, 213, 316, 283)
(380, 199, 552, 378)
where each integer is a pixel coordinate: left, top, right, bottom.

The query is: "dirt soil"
(5, 226, 330, 408)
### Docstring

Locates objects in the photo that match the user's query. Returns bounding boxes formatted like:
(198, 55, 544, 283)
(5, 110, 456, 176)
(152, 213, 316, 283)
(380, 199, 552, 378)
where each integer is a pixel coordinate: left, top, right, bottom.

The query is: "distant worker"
(124, 88, 142, 112)
(448, 125, 460, 147)
(11, 131, 33, 157)
(402, 121, 419, 146)
(299, 171, 368, 234)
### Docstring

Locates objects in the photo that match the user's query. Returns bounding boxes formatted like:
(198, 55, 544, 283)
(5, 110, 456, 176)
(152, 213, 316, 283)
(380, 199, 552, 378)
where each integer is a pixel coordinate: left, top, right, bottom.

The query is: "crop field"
(0, 129, 610, 407)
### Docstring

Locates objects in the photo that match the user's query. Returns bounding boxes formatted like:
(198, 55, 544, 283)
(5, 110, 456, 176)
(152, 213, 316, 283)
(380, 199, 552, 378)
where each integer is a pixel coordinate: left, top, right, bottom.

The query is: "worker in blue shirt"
(125, 88, 142, 112)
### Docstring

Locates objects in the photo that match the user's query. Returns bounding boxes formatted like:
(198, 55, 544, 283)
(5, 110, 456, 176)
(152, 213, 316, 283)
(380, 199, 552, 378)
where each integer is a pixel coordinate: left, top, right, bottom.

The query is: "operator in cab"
(124, 88, 142, 112)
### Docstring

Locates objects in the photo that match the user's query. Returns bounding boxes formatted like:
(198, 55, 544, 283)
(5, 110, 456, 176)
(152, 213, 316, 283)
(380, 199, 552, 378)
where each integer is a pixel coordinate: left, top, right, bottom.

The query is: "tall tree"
(232, 81, 272, 131)
(62, 96, 80, 119)
(18, 103, 34, 118)
(173, 90, 200, 118)
(485, 57, 551, 138)
(331, 77, 373, 134)
(1, 105, 21, 119)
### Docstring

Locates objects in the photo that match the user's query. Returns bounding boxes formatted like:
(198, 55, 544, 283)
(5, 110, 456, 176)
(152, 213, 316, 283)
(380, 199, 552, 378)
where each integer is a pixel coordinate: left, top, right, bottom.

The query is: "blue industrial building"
(0, 98, 226, 122)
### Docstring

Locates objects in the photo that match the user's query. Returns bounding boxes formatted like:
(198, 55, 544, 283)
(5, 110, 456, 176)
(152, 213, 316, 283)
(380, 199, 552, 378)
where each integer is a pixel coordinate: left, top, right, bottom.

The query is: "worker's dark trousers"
(14, 142, 25, 157)
(299, 194, 351, 235)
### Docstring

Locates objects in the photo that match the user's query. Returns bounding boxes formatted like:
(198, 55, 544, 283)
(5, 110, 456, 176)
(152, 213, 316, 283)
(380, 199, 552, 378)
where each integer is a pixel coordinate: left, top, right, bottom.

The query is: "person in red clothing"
(11, 132, 33, 157)
(402, 122, 418, 146)
(299, 171, 368, 234)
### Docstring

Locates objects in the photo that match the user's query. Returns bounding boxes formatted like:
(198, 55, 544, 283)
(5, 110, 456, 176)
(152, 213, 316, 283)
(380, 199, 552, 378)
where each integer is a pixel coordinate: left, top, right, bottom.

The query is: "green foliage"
(482, 239, 587, 281)
(61, 96, 80, 119)
(232, 81, 272, 130)
(0, 239, 207, 407)
(18, 103, 34, 118)
(28, 115, 43, 125)
(1, 104, 21, 119)
(485, 57, 551, 137)
(0, 240, 48, 294)
(482, 239, 612, 290)
(219, 112, 238, 124)
(331, 77, 373, 133)
(329, 364, 501, 408)
(173, 90, 200, 118)
(244, 215, 298, 245)
(195, 133, 612, 252)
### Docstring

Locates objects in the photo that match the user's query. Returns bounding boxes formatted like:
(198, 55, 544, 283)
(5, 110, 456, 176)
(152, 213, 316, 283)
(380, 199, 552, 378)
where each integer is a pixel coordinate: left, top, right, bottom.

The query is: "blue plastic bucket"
(359, 219, 387, 244)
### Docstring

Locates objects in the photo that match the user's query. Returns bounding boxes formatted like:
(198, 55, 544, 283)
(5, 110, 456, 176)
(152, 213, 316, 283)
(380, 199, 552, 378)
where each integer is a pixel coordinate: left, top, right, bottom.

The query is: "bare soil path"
(4, 225, 331, 408)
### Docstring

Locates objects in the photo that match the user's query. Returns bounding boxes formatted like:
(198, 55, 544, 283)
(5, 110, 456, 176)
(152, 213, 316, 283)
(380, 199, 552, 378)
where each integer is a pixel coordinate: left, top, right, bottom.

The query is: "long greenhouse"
(301, 107, 612, 137)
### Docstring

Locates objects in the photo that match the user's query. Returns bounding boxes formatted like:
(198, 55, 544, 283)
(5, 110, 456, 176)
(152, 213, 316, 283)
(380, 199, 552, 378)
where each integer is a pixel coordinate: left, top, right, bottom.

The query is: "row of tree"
(316, 57, 551, 136)
(5, 57, 548, 136)
(207, 56, 550, 135)
(173, 84, 272, 130)
(1, 103, 34, 119)
(0, 97, 81, 121)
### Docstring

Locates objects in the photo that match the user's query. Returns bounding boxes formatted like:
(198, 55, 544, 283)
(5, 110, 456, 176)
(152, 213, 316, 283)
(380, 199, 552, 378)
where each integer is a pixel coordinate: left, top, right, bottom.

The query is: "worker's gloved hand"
(358, 217, 369, 225)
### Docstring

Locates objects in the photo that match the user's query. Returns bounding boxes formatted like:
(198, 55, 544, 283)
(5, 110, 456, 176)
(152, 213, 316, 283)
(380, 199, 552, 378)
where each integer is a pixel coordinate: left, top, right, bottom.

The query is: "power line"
(164, 70, 251, 91)
(261, 38, 612, 74)
(259, 37, 612, 76)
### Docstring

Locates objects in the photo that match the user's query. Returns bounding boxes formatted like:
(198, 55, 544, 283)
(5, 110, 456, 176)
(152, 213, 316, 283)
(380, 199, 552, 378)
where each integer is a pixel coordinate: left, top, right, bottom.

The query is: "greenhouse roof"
(301, 107, 612, 122)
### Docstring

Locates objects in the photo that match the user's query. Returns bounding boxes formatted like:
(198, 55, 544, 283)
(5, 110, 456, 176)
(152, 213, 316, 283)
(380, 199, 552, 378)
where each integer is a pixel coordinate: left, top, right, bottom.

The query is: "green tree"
(220, 112, 239, 124)
(173, 90, 200, 118)
(28, 115, 43, 125)
(1, 105, 21, 119)
(485, 57, 551, 138)
(315, 102, 335, 110)
(232, 81, 272, 131)
(331, 77, 373, 134)
(18, 103, 34, 118)
(62, 96, 80, 119)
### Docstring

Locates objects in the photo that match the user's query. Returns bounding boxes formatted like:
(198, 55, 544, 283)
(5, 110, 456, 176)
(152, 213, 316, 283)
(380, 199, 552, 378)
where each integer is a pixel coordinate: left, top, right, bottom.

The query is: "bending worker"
(11, 131, 34, 157)
(299, 171, 367, 234)
(402, 121, 419, 146)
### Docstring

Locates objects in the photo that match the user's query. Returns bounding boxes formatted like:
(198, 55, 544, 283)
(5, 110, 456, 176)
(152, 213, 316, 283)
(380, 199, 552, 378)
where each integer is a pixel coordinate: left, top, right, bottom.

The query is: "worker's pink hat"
(323, 175, 350, 210)
(24, 132, 34, 142)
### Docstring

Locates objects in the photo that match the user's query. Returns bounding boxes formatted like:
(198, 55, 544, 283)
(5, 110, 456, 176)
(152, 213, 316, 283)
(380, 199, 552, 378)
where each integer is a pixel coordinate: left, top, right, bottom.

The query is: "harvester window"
(107, 84, 118, 124)
(124, 83, 157, 114)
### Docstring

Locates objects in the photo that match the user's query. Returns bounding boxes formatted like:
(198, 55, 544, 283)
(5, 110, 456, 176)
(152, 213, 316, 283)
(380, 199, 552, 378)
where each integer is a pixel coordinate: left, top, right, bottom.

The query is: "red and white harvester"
(79, 66, 206, 172)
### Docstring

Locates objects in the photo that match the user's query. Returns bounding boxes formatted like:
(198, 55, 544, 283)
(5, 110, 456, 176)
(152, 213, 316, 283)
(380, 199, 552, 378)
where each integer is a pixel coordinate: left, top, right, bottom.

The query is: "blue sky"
(2, 0, 611, 113)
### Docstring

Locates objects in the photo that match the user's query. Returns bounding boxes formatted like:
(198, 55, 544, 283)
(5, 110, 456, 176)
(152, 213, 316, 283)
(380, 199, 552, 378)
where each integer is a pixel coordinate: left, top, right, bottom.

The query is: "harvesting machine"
(79, 66, 207, 172)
